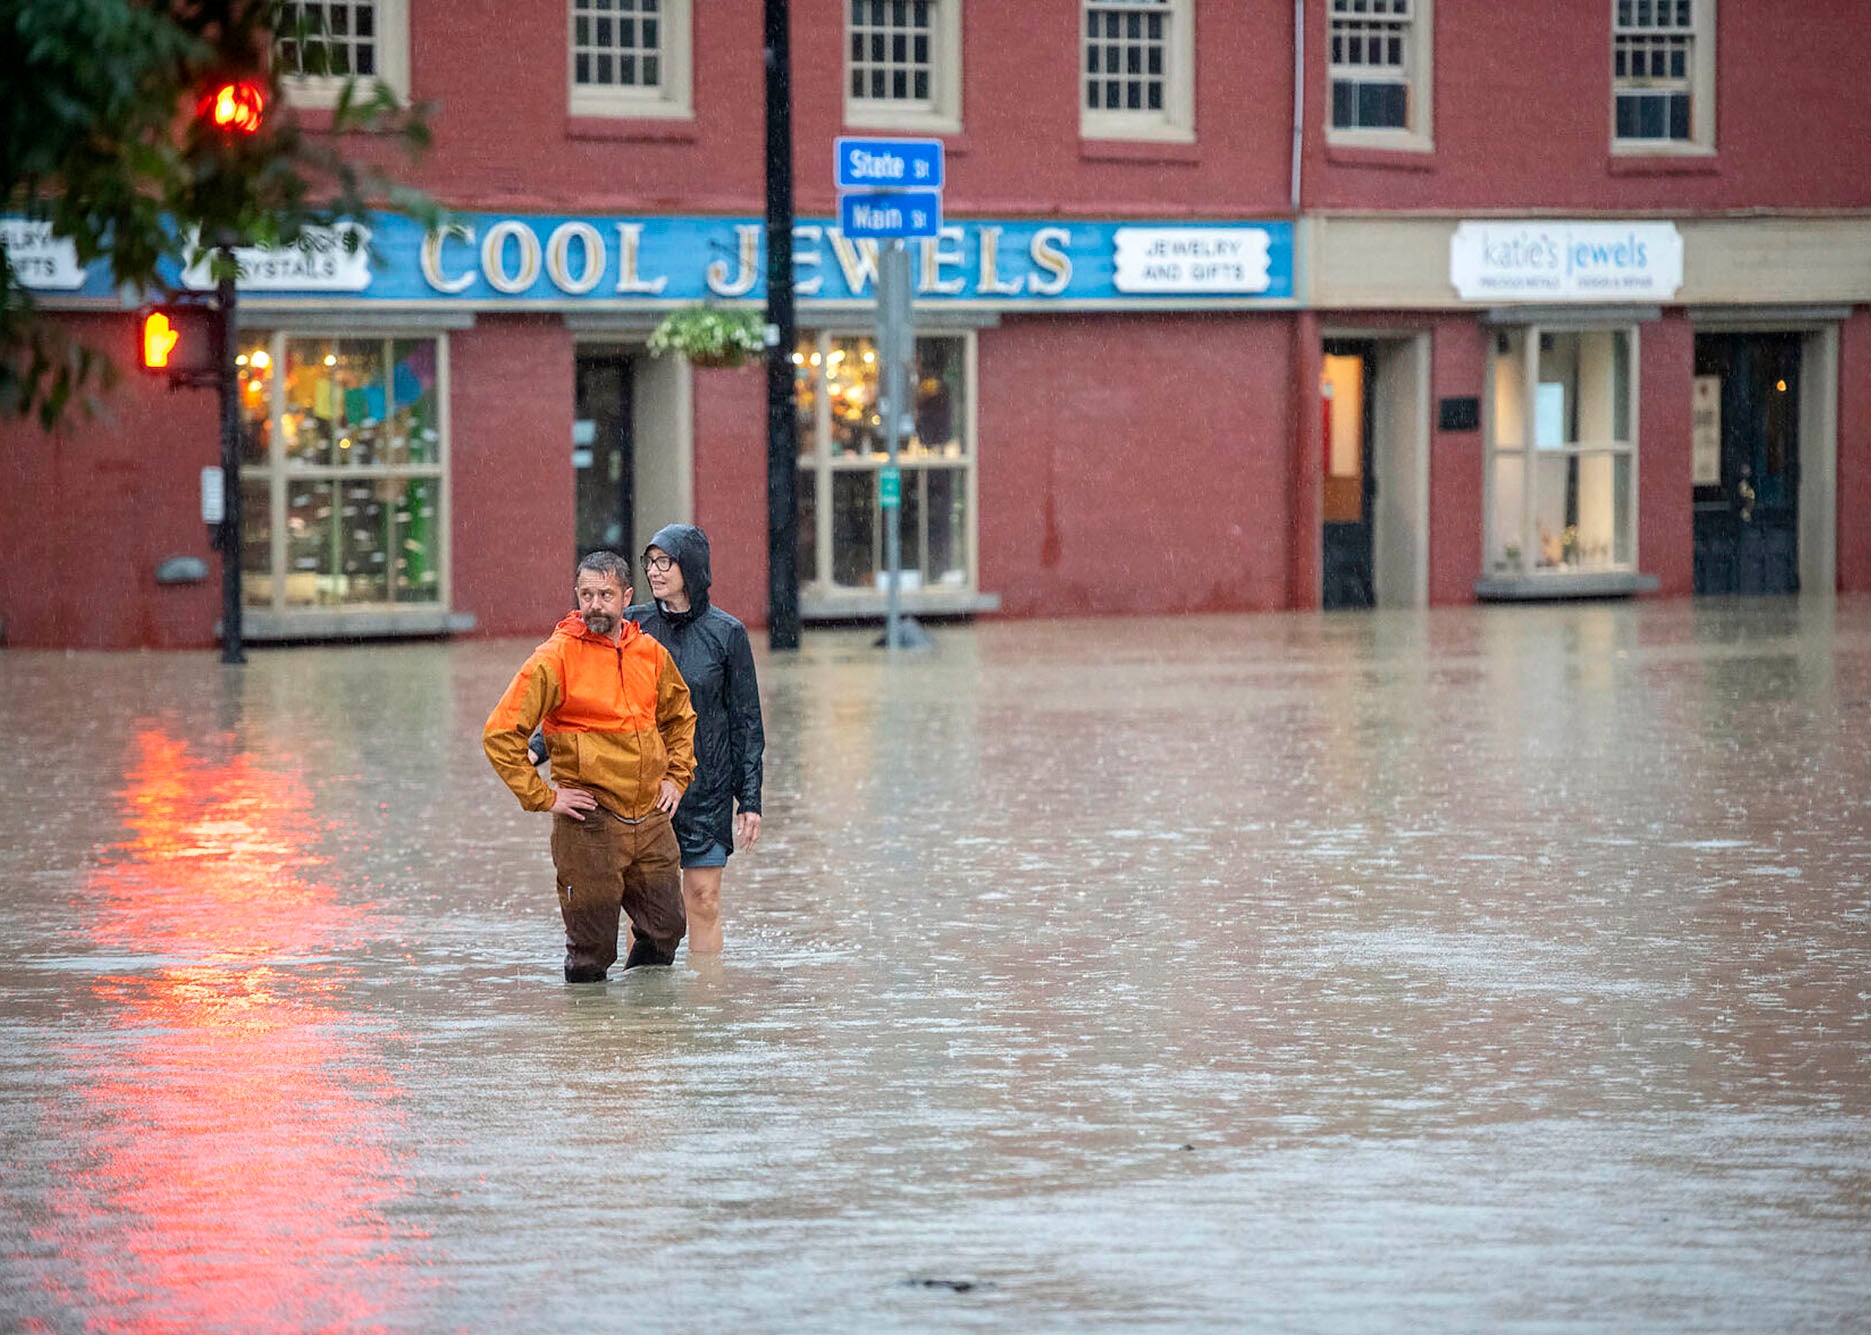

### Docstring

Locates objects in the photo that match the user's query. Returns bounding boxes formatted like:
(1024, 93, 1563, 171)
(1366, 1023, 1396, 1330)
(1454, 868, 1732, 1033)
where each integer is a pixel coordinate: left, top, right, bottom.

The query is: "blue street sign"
(839, 190, 943, 240)
(834, 137, 945, 191)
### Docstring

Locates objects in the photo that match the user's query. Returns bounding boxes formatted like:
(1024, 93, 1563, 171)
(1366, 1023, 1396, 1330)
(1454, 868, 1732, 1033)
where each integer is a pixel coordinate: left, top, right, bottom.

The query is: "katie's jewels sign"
(6, 213, 1295, 308)
(1450, 222, 1684, 301)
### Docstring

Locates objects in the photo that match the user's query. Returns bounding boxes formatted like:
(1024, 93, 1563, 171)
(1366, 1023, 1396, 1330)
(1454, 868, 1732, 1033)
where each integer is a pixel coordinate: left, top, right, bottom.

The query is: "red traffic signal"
(136, 304, 221, 381)
(197, 80, 267, 135)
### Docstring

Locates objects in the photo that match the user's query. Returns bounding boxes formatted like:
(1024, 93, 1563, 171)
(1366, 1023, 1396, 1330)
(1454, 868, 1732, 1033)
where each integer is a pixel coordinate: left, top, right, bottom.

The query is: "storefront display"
(793, 329, 972, 599)
(237, 334, 446, 612)
(1487, 326, 1637, 580)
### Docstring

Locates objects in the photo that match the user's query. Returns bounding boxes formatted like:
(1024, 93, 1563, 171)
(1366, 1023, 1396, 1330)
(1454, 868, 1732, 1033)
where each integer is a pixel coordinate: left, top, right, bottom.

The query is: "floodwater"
(2, 597, 1869, 1332)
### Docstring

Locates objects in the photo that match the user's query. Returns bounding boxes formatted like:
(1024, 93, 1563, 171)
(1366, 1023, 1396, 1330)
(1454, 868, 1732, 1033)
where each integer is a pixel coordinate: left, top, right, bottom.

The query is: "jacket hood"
(552, 610, 642, 647)
(645, 523, 712, 617)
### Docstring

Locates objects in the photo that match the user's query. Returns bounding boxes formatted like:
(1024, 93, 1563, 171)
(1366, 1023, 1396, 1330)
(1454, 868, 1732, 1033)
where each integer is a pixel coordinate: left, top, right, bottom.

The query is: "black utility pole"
(763, 0, 801, 650)
(215, 257, 246, 665)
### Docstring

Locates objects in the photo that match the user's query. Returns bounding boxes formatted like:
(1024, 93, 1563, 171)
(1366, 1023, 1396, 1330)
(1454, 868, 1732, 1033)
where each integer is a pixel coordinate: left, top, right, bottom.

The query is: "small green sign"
(879, 465, 902, 508)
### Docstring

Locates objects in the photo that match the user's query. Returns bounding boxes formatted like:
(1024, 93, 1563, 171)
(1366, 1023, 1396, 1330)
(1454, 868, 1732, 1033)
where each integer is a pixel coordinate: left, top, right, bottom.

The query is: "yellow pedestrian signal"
(134, 304, 221, 381)
(141, 310, 181, 369)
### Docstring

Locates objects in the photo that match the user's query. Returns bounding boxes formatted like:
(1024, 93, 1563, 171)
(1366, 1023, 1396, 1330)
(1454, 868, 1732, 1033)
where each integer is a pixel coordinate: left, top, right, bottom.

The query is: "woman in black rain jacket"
(627, 523, 764, 953)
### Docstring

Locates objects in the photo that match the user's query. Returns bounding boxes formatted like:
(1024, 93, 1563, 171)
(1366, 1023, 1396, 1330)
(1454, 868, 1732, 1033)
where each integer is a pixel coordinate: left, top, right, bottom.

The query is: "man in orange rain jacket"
(484, 551, 697, 981)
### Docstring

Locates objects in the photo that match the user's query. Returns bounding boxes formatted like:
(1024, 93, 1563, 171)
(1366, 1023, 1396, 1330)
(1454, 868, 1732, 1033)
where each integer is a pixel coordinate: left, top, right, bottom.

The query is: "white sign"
(1693, 374, 1722, 485)
(182, 223, 373, 291)
(1450, 222, 1683, 301)
(1113, 227, 1272, 295)
(1, 219, 86, 290)
(201, 466, 225, 525)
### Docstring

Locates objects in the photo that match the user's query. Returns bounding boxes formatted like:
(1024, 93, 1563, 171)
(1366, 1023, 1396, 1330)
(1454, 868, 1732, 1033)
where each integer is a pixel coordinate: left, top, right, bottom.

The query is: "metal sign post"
(835, 136, 943, 652)
(875, 241, 920, 651)
(215, 259, 245, 664)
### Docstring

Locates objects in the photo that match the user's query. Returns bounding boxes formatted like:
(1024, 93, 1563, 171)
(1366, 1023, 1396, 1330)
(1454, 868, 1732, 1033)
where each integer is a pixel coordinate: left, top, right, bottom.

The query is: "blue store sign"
(6, 212, 1296, 308)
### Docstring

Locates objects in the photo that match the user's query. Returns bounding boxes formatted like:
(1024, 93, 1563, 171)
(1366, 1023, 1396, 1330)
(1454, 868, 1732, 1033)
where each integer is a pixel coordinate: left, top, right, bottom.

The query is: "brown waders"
(550, 806, 686, 981)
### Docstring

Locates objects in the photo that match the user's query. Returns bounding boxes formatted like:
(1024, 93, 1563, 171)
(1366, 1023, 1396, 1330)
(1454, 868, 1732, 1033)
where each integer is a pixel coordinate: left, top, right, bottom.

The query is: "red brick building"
(6, 0, 1871, 648)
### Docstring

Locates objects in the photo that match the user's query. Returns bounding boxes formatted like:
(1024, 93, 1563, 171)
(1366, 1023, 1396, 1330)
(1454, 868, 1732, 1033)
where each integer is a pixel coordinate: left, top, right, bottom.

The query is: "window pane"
(1491, 328, 1528, 450)
(1357, 80, 1407, 128)
(1667, 92, 1690, 140)
(828, 336, 883, 458)
(793, 334, 819, 460)
(796, 468, 818, 584)
(240, 481, 273, 606)
(911, 337, 964, 457)
(394, 477, 441, 602)
(285, 480, 333, 606)
(831, 471, 877, 587)
(1491, 453, 1526, 571)
(1538, 330, 1629, 447)
(280, 337, 390, 466)
(389, 339, 441, 464)
(238, 337, 273, 467)
(922, 465, 968, 585)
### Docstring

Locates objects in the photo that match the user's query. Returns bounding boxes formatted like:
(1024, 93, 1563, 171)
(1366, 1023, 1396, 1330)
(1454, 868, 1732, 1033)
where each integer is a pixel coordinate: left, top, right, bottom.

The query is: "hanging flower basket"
(647, 305, 766, 369)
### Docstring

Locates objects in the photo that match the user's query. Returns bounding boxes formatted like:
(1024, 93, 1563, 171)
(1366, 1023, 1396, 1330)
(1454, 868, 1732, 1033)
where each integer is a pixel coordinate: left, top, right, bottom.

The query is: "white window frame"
(277, 0, 411, 110)
(1483, 324, 1642, 581)
(568, 0, 693, 120)
(792, 327, 979, 604)
(237, 329, 452, 619)
(844, 0, 963, 134)
(1325, 0, 1434, 153)
(1611, 0, 1716, 154)
(1080, 0, 1194, 143)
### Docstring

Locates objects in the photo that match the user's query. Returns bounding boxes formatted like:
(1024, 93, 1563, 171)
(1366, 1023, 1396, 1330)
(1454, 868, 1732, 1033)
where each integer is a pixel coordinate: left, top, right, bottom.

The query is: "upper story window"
(1612, 0, 1715, 152)
(846, 0, 962, 133)
(1327, 0, 1433, 150)
(278, 0, 409, 107)
(569, 0, 693, 119)
(1081, 0, 1193, 143)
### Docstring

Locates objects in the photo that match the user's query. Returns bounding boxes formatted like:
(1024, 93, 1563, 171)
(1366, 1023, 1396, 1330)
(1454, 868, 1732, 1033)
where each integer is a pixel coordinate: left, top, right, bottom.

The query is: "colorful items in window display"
(240, 336, 443, 609)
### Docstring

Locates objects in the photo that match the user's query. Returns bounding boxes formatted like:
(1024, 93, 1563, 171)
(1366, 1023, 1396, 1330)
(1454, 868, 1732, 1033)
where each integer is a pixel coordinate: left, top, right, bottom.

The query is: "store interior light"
(324, 354, 337, 367)
(251, 350, 271, 369)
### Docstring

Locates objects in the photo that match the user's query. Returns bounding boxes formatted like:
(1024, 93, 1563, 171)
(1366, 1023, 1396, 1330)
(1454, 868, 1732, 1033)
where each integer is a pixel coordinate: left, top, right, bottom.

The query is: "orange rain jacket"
(484, 612, 697, 818)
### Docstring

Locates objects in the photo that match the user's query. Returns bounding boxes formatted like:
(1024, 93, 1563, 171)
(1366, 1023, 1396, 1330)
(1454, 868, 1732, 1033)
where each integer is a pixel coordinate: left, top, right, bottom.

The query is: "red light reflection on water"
(38, 727, 419, 1330)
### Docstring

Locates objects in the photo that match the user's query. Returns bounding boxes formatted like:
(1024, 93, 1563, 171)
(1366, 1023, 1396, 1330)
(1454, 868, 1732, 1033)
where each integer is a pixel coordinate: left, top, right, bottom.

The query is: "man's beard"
(583, 609, 617, 636)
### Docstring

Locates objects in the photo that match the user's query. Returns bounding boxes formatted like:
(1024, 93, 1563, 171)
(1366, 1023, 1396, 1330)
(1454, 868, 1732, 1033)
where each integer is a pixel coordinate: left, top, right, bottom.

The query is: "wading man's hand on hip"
(550, 787, 598, 821)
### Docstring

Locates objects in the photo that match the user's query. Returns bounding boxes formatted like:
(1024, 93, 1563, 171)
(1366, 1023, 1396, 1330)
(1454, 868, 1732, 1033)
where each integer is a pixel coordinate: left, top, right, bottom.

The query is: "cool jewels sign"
(5, 213, 1295, 308)
(1450, 222, 1683, 301)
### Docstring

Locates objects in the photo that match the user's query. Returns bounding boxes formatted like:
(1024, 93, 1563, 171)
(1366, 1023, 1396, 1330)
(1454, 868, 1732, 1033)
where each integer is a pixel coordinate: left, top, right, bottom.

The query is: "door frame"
(1687, 315, 1838, 596)
(1320, 327, 1432, 609)
(572, 332, 695, 563)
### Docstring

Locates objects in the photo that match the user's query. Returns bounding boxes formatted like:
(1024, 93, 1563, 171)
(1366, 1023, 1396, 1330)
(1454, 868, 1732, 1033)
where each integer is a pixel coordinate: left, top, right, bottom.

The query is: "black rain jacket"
(627, 524, 764, 860)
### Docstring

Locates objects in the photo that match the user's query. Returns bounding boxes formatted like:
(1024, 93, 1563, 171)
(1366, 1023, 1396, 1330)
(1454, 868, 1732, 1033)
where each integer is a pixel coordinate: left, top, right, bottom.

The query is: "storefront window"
(238, 332, 446, 611)
(793, 328, 975, 598)
(1486, 326, 1637, 577)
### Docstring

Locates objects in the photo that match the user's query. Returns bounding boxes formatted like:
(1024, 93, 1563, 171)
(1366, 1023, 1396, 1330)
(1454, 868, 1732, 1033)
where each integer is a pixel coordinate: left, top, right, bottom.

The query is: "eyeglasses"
(643, 554, 676, 573)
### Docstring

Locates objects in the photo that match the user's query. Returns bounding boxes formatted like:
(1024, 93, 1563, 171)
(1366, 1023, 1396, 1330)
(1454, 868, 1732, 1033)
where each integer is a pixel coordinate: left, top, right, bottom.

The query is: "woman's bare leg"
(682, 866, 725, 953)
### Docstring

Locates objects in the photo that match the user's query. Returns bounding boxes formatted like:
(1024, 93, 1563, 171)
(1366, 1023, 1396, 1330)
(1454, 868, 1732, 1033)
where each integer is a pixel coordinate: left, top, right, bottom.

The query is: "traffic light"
(135, 304, 221, 382)
(196, 79, 267, 136)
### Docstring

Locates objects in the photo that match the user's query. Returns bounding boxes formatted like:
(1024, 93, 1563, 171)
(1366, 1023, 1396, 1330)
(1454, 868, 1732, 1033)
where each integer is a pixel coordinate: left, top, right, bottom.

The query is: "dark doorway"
(1322, 339, 1376, 610)
(1693, 333, 1800, 596)
(574, 349, 636, 564)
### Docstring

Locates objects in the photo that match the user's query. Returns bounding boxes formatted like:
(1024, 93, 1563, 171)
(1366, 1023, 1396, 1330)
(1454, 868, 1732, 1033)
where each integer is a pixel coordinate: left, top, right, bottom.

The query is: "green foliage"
(646, 305, 768, 368)
(0, 0, 436, 427)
